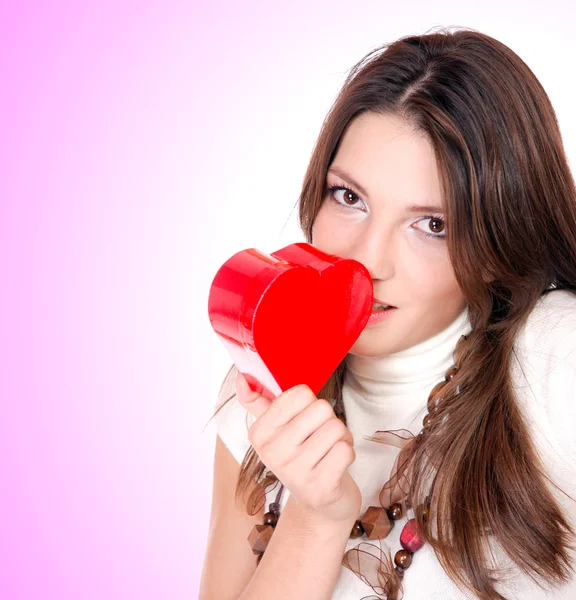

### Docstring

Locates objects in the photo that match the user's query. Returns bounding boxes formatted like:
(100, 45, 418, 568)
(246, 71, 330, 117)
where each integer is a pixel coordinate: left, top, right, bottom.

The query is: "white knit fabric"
(212, 290, 576, 599)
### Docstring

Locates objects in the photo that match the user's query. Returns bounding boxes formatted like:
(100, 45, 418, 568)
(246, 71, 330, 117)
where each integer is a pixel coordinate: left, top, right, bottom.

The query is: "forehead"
(330, 112, 443, 206)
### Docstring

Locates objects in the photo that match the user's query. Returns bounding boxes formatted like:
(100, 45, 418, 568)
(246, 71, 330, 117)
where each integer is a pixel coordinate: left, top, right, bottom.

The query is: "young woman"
(200, 27, 576, 600)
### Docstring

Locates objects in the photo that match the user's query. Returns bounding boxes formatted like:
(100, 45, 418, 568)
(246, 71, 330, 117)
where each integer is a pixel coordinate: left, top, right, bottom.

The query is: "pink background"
(0, 1, 574, 598)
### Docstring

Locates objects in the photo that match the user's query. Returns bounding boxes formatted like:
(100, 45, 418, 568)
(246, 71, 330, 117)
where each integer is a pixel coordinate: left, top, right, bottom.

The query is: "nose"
(347, 220, 395, 281)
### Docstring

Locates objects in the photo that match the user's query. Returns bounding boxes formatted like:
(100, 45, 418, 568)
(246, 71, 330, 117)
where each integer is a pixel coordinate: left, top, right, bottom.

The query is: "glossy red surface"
(400, 518, 424, 553)
(208, 242, 373, 400)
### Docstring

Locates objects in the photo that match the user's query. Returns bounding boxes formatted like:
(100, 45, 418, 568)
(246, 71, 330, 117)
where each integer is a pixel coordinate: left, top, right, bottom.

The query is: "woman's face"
(311, 111, 467, 357)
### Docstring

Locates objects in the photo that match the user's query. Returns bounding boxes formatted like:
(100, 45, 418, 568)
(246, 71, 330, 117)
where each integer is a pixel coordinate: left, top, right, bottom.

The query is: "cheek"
(311, 207, 350, 253)
(402, 248, 459, 301)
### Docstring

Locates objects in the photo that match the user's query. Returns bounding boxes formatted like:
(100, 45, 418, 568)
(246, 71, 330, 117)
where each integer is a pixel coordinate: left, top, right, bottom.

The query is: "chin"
(348, 336, 398, 358)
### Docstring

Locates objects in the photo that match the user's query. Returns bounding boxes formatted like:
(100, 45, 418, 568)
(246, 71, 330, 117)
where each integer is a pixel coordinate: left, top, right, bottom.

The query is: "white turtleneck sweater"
(212, 289, 576, 599)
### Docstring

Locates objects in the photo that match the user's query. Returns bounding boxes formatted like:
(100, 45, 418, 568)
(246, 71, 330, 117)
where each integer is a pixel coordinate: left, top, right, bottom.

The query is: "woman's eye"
(326, 185, 367, 211)
(413, 216, 447, 240)
(325, 183, 446, 240)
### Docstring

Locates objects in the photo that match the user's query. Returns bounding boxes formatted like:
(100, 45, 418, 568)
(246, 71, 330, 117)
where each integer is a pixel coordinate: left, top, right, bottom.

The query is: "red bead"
(400, 518, 424, 553)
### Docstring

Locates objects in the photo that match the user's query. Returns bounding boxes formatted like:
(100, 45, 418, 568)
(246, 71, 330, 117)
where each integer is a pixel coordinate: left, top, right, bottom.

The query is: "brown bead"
(388, 502, 404, 521)
(422, 506, 430, 525)
(360, 506, 393, 539)
(349, 520, 364, 538)
(427, 380, 447, 412)
(422, 413, 432, 428)
(256, 552, 264, 565)
(394, 549, 413, 568)
(445, 365, 458, 381)
(263, 511, 278, 527)
(248, 523, 274, 555)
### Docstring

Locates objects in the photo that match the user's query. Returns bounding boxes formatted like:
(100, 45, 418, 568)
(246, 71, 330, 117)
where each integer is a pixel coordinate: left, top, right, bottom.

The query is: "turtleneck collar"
(345, 306, 472, 399)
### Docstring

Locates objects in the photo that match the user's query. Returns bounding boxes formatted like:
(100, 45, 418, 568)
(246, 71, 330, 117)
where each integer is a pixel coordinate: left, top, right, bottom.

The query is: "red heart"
(208, 242, 373, 400)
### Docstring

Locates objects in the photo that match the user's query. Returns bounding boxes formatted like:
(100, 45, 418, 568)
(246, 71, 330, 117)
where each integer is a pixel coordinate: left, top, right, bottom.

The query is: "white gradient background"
(0, 1, 574, 598)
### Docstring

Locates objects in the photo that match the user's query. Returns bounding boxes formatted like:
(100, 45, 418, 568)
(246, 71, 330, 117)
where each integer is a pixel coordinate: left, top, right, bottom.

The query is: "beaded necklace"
(247, 335, 466, 599)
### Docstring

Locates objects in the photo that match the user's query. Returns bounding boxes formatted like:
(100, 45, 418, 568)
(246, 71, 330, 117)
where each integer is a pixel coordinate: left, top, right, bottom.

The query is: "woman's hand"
(235, 370, 362, 525)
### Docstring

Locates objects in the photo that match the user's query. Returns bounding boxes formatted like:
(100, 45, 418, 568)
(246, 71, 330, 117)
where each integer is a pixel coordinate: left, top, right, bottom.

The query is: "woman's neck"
(345, 307, 472, 400)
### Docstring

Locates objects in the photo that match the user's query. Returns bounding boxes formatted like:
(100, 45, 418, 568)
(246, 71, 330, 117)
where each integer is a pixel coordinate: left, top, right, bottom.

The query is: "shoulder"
(516, 289, 576, 367)
(511, 289, 576, 461)
(212, 364, 256, 464)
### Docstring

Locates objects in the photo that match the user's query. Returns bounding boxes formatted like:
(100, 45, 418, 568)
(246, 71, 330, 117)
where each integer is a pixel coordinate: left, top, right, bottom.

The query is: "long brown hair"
(209, 27, 576, 599)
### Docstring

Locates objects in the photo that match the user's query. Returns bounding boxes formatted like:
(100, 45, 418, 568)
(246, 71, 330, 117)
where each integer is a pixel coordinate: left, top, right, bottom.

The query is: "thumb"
(235, 370, 272, 419)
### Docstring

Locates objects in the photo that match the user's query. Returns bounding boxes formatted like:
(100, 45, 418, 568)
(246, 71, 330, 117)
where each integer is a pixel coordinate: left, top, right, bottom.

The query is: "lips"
(373, 296, 395, 308)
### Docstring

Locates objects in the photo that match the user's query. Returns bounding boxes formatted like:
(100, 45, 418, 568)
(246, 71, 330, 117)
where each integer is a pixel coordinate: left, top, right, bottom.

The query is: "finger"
(241, 382, 319, 451)
(235, 370, 272, 420)
(280, 400, 353, 448)
(263, 383, 318, 430)
(315, 440, 356, 479)
(296, 418, 355, 472)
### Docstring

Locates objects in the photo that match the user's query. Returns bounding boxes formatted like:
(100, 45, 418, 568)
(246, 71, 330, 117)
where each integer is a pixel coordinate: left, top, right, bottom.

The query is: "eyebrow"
(327, 166, 445, 214)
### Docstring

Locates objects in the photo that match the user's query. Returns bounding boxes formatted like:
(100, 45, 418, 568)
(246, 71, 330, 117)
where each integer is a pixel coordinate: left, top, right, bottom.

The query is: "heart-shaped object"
(208, 242, 373, 400)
